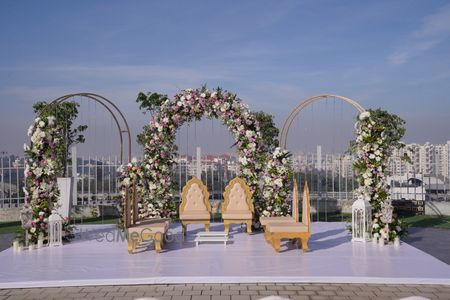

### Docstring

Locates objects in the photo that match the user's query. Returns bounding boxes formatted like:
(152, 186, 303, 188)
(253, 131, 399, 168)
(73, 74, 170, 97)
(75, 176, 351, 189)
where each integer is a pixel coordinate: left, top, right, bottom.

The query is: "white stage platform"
(1, 222, 450, 288)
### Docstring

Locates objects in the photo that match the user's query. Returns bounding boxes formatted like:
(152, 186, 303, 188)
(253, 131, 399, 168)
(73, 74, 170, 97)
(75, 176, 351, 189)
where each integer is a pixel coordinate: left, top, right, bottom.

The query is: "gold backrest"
(222, 177, 254, 213)
(302, 181, 311, 233)
(293, 179, 299, 223)
(179, 177, 211, 214)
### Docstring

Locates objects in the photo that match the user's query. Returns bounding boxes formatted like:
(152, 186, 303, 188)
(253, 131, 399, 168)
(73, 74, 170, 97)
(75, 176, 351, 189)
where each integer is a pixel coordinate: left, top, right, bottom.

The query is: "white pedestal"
(57, 177, 73, 219)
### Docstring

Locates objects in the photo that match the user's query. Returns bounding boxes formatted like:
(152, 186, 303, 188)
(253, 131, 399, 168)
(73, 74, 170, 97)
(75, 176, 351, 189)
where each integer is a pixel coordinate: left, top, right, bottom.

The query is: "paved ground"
(0, 283, 449, 300)
(403, 227, 450, 265)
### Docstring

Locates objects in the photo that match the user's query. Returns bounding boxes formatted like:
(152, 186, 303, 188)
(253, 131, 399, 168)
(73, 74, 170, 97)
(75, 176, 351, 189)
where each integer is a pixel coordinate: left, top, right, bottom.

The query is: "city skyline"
(1, 1, 450, 155)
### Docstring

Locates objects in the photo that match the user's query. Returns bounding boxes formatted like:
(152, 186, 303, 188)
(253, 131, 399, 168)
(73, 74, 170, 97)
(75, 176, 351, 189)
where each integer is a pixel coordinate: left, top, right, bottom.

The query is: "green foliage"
(368, 108, 406, 150)
(33, 101, 87, 176)
(253, 111, 279, 151)
(136, 92, 168, 147)
(136, 92, 168, 115)
(349, 109, 408, 160)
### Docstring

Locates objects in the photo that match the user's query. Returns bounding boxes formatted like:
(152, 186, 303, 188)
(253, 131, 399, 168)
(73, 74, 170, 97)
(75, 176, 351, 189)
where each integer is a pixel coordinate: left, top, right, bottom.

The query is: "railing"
(0, 157, 25, 208)
(1, 155, 449, 217)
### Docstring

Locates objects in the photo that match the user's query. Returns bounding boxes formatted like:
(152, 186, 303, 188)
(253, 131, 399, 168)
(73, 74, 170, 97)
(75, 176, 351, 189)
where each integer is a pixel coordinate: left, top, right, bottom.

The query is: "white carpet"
(1, 222, 449, 288)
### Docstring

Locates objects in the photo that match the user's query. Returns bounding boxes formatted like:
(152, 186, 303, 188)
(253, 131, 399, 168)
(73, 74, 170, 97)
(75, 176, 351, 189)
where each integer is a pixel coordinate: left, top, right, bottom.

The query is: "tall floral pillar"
(353, 110, 404, 242)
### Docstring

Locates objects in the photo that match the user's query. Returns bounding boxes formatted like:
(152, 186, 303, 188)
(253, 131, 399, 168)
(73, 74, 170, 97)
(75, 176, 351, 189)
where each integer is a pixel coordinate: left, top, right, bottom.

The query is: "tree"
(33, 101, 87, 177)
(253, 111, 279, 151)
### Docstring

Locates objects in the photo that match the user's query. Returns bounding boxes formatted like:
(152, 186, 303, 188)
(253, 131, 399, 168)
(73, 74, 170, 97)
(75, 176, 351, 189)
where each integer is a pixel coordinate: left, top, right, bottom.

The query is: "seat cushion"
(260, 216, 295, 226)
(180, 211, 210, 220)
(267, 223, 308, 233)
(128, 221, 169, 234)
(222, 210, 252, 220)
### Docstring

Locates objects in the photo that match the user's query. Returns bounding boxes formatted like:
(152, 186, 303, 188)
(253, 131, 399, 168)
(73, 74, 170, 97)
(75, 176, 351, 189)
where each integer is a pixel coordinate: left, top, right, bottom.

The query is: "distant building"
(390, 141, 450, 178)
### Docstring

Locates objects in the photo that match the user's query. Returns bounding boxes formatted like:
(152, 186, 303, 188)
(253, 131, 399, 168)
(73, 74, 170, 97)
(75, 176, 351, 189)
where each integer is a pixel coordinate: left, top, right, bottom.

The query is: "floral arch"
(125, 87, 292, 220)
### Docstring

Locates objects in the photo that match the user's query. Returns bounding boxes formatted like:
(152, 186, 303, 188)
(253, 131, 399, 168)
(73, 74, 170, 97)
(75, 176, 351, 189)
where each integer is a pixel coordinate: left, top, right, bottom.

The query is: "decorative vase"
(378, 238, 385, 246)
(28, 244, 34, 251)
(372, 236, 378, 244)
(394, 237, 400, 247)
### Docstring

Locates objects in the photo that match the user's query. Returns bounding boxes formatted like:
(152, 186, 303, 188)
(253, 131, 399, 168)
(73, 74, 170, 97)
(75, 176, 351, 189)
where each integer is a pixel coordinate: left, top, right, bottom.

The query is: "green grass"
(0, 216, 119, 235)
(402, 215, 450, 229)
(0, 221, 21, 235)
(70, 216, 119, 225)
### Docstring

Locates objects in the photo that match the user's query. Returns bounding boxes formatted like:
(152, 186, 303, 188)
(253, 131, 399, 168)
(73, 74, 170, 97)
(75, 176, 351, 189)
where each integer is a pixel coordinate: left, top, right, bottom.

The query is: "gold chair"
(179, 177, 212, 235)
(265, 181, 311, 252)
(222, 177, 254, 234)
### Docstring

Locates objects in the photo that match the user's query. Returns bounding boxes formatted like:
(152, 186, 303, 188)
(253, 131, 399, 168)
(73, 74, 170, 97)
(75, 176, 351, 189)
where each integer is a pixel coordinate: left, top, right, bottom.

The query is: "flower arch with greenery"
(353, 109, 408, 242)
(126, 87, 292, 220)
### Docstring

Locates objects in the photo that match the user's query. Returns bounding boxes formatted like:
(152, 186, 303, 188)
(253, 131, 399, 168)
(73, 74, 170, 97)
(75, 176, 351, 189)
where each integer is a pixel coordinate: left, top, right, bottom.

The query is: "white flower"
(39, 121, 45, 128)
(27, 126, 34, 136)
(274, 178, 283, 187)
(200, 93, 206, 98)
(359, 111, 371, 121)
(30, 227, 36, 233)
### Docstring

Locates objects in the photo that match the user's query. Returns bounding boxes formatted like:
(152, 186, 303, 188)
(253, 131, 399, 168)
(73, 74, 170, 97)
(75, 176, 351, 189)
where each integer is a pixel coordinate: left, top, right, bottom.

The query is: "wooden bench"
(127, 218, 170, 253)
(265, 181, 311, 252)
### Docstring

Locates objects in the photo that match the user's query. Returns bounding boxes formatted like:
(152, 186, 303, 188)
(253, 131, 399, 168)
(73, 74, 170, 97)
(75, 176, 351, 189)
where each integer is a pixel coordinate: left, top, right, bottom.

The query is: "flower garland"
(260, 147, 293, 217)
(24, 116, 62, 243)
(354, 111, 404, 242)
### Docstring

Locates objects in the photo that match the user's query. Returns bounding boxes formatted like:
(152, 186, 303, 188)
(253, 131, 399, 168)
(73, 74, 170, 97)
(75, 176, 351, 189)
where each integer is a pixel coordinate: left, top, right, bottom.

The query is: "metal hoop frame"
(44, 92, 132, 164)
(279, 94, 365, 149)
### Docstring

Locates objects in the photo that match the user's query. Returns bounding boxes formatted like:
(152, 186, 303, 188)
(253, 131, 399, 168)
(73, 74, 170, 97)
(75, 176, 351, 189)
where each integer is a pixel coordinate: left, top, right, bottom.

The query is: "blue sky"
(1, 0, 450, 156)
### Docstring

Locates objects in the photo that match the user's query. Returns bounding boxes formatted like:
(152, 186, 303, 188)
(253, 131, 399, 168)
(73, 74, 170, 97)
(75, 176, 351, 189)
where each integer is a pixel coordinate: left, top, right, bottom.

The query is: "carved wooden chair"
(179, 177, 211, 235)
(222, 177, 254, 234)
(265, 181, 311, 252)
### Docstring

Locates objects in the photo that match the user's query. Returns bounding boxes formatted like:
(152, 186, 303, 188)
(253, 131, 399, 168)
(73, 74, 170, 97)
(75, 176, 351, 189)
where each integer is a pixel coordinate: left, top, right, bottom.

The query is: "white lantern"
(352, 197, 372, 242)
(48, 210, 63, 247)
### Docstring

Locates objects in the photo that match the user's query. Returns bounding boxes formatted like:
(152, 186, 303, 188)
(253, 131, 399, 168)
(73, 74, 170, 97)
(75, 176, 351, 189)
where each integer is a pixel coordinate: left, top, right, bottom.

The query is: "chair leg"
(246, 220, 252, 234)
(155, 240, 162, 253)
(224, 221, 230, 234)
(182, 224, 187, 236)
(300, 238, 309, 252)
(127, 240, 134, 254)
(205, 223, 210, 232)
(272, 236, 281, 252)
